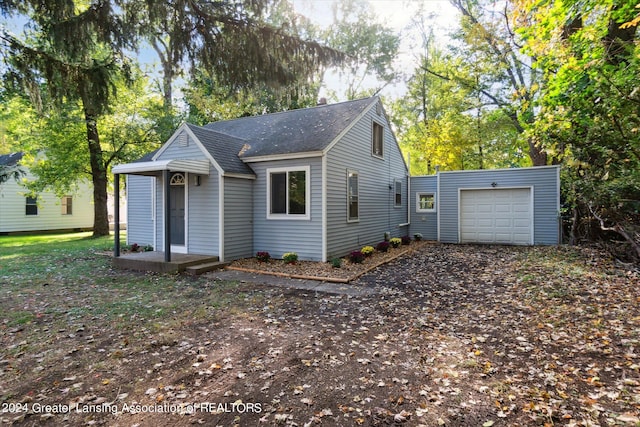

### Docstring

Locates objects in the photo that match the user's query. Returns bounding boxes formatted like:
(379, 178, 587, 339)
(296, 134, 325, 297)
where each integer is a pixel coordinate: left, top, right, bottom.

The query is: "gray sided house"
(410, 166, 561, 245)
(113, 97, 409, 262)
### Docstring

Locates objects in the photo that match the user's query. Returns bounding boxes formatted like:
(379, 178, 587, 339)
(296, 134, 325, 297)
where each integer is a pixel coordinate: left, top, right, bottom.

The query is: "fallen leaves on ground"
(0, 244, 638, 426)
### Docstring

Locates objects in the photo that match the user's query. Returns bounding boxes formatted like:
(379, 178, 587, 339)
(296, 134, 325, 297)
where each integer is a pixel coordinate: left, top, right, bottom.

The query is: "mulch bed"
(226, 241, 431, 282)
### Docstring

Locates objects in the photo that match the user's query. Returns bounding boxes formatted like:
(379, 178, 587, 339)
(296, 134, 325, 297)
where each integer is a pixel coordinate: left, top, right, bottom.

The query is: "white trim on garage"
(458, 186, 534, 245)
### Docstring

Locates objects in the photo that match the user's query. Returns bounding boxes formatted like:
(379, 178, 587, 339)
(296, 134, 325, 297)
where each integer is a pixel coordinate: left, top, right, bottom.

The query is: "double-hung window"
(394, 179, 402, 207)
(417, 193, 436, 212)
(372, 122, 384, 158)
(61, 196, 73, 215)
(268, 166, 310, 219)
(25, 196, 38, 216)
(347, 170, 359, 222)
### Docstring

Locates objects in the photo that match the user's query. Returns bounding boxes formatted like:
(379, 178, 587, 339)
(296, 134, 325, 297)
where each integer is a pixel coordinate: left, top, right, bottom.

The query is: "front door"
(170, 172, 186, 247)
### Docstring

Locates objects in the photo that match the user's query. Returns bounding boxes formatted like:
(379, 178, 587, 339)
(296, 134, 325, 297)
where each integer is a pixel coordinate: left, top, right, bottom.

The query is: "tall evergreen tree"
(0, 0, 343, 236)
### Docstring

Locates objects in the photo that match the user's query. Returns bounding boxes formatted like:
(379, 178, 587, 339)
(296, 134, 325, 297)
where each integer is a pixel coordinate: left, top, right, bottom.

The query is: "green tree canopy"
(0, 0, 343, 236)
(514, 0, 640, 258)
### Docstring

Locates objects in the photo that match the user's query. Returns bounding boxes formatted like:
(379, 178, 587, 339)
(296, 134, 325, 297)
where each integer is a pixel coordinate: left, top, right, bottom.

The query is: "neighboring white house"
(0, 152, 94, 234)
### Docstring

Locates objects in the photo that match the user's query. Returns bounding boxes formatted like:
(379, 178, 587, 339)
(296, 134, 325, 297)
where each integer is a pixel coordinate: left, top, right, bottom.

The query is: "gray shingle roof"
(185, 124, 255, 176)
(203, 97, 377, 158)
(0, 152, 24, 167)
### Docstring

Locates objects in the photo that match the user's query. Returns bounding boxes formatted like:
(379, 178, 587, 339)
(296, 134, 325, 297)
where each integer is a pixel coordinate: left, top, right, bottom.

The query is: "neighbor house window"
(61, 196, 73, 215)
(394, 180, 402, 207)
(417, 192, 436, 212)
(26, 196, 38, 216)
(268, 166, 310, 219)
(347, 170, 359, 222)
(372, 122, 384, 158)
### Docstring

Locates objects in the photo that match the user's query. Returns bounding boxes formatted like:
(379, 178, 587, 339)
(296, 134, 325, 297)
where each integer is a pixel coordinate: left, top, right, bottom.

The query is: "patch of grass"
(1, 310, 35, 327)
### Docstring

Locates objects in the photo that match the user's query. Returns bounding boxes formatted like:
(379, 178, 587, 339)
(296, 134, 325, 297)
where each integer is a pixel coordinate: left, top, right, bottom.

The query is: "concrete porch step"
(185, 261, 231, 275)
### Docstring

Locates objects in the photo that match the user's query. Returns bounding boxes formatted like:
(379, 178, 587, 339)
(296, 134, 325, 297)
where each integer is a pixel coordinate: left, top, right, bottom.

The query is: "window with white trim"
(394, 179, 402, 207)
(347, 170, 359, 222)
(267, 166, 310, 219)
(61, 196, 73, 215)
(25, 196, 38, 216)
(416, 192, 436, 212)
(372, 122, 384, 158)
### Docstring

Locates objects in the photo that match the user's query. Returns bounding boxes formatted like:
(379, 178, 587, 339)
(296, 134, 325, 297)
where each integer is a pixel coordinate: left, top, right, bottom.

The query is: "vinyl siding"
(409, 176, 438, 240)
(438, 166, 560, 245)
(156, 130, 206, 161)
(152, 130, 219, 255)
(223, 177, 254, 260)
(126, 175, 155, 246)
(250, 157, 323, 261)
(325, 103, 409, 258)
(0, 170, 93, 233)
(188, 168, 219, 255)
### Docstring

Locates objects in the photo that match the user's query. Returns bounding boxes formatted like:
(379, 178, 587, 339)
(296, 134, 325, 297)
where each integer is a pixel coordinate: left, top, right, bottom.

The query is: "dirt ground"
(1, 243, 639, 426)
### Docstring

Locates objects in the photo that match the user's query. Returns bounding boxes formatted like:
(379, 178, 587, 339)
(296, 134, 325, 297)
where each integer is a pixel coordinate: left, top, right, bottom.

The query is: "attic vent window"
(178, 133, 188, 147)
(376, 103, 382, 115)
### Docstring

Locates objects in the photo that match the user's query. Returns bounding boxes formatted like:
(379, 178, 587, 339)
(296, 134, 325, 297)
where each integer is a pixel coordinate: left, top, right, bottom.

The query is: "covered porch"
(111, 158, 211, 264)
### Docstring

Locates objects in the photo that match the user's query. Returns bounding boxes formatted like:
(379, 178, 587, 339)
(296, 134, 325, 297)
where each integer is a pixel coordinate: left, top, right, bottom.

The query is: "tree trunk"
(528, 137, 548, 166)
(82, 104, 110, 237)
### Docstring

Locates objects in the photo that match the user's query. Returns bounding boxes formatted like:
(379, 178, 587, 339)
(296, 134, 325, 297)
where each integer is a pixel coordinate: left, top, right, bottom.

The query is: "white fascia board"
(112, 159, 211, 175)
(241, 151, 324, 163)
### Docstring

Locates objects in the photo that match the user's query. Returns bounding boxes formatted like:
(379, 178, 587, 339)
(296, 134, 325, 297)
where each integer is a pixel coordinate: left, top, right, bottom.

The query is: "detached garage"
(410, 166, 560, 245)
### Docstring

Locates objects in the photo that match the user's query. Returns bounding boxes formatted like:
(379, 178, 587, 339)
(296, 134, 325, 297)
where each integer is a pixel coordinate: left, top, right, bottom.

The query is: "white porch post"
(113, 173, 120, 257)
(164, 169, 171, 262)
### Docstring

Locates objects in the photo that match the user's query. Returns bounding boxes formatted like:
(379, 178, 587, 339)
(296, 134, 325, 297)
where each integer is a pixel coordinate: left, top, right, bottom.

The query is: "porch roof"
(112, 159, 211, 176)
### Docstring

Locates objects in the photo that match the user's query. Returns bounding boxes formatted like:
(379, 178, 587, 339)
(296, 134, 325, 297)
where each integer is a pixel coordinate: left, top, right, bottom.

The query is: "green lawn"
(0, 231, 250, 327)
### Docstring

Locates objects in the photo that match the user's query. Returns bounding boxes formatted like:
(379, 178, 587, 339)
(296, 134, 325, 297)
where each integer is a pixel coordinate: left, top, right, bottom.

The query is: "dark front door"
(170, 180, 185, 246)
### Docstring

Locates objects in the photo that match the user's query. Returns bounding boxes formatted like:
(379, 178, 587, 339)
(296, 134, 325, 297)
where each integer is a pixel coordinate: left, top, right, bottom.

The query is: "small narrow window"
(347, 170, 359, 222)
(394, 180, 402, 207)
(372, 122, 384, 158)
(26, 196, 38, 216)
(417, 193, 436, 212)
(61, 196, 73, 215)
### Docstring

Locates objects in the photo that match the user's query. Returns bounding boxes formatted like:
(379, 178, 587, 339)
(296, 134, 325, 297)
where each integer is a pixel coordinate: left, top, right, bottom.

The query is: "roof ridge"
(202, 96, 377, 128)
(186, 123, 249, 143)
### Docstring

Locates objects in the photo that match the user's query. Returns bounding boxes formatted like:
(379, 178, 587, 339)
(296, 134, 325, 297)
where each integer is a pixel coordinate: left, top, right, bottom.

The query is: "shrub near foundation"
(376, 241, 390, 252)
(283, 252, 298, 264)
(361, 246, 375, 257)
(389, 238, 402, 248)
(349, 251, 365, 264)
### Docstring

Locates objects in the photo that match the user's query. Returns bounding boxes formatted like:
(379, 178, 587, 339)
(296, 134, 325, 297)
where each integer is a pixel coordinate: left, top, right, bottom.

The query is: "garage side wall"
(438, 166, 560, 245)
(409, 175, 438, 240)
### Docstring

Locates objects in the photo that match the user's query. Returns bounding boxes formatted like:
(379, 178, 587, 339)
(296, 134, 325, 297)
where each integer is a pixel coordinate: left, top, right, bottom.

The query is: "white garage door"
(460, 188, 532, 245)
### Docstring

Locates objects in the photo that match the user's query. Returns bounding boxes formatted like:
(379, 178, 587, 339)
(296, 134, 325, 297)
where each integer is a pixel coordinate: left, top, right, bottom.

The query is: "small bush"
(383, 231, 391, 241)
(283, 252, 298, 264)
(401, 235, 412, 245)
(361, 246, 375, 257)
(330, 257, 342, 268)
(256, 251, 271, 262)
(414, 233, 423, 241)
(130, 243, 140, 252)
(143, 244, 154, 252)
(389, 237, 402, 248)
(376, 241, 390, 252)
(349, 251, 365, 264)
